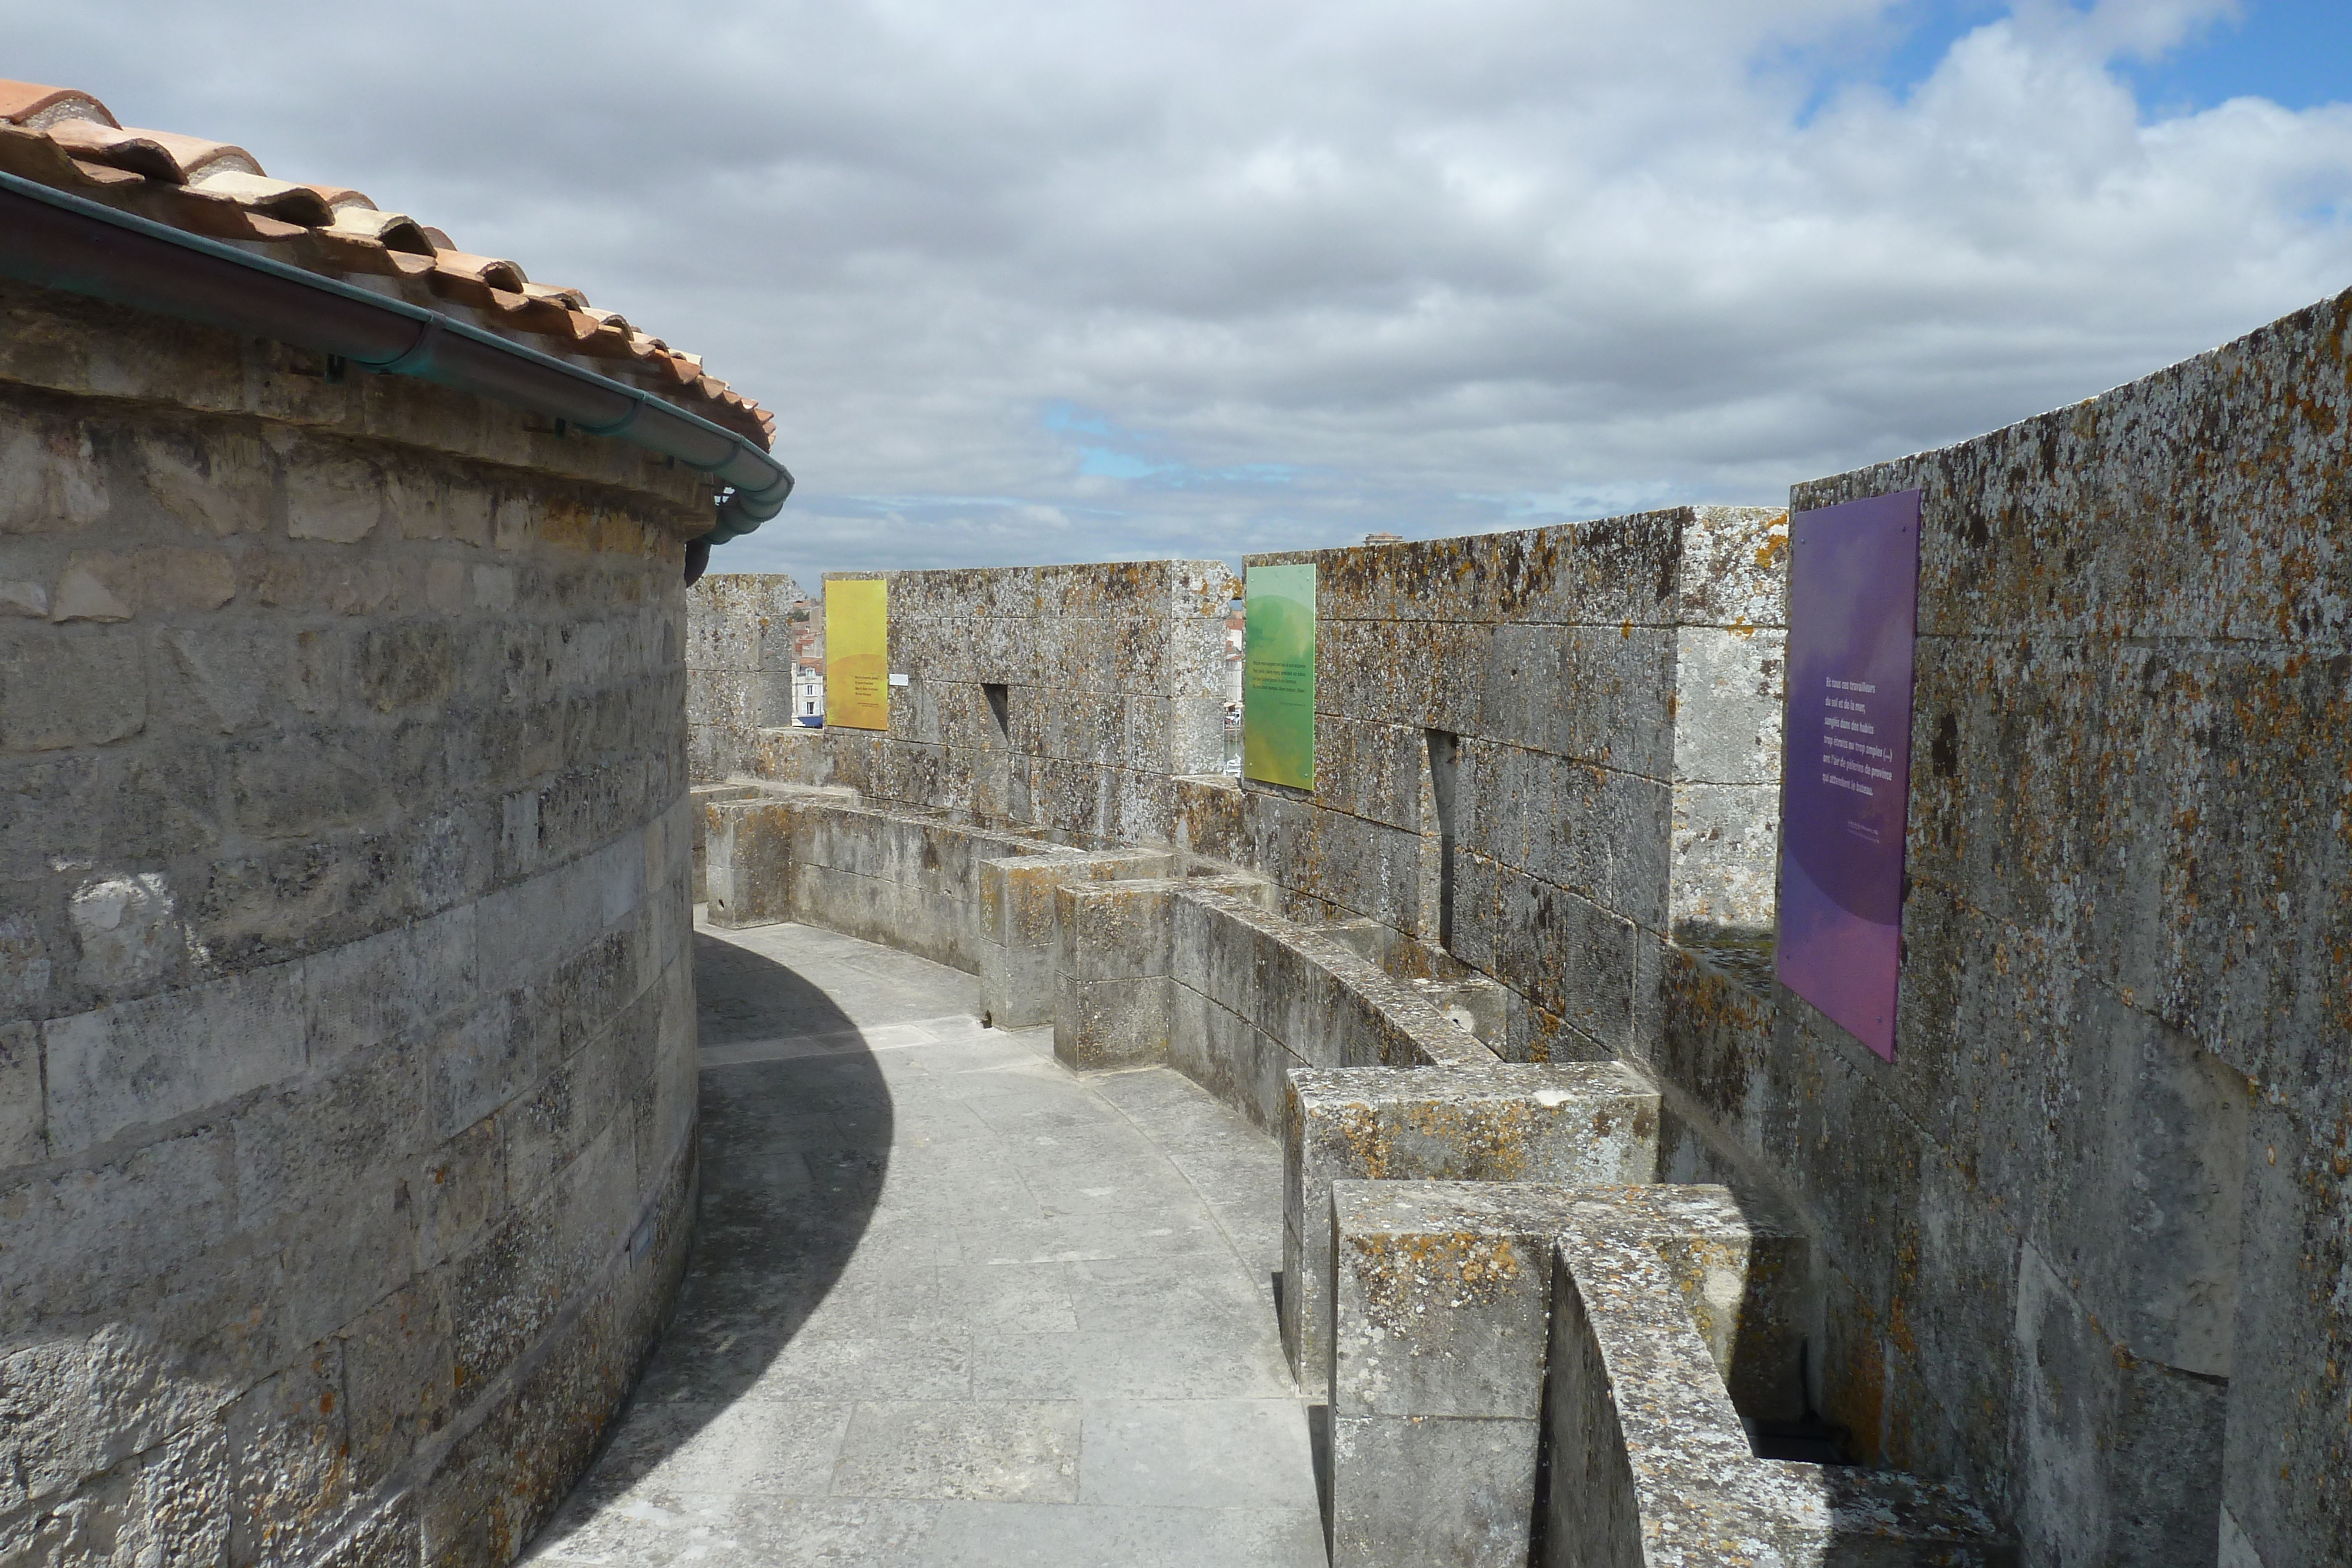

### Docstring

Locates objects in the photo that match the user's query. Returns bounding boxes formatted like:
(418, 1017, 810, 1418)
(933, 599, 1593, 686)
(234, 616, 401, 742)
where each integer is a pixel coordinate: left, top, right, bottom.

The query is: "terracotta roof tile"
(44, 121, 182, 181)
(522, 280, 590, 310)
(189, 170, 335, 226)
(325, 204, 435, 253)
(0, 82, 115, 129)
(0, 124, 127, 188)
(301, 183, 373, 212)
(0, 78, 774, 449)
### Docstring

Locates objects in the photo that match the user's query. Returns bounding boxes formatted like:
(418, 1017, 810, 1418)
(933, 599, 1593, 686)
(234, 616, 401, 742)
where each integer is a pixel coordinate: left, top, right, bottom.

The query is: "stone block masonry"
(1282, 1064, 1659, 1399)
(694, 558, 1238, 848)
(700, 783, 1087, 973)
(0, 280, 708, 1563)
(679, 281, 2352, 1566)
(684, 573, 807, 783)
(1688, 286, 2352, 1566)
(1539, 1189, 2007, 1567)
(1327, 1181, 1834, 1567)
(1227, 505, 1789, 1064)
(984, 847, 1176, 1029)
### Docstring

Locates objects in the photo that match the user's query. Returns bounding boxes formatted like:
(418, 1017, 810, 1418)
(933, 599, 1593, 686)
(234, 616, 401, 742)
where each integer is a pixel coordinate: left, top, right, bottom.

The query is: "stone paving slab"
(523, 917, 1324, 1567)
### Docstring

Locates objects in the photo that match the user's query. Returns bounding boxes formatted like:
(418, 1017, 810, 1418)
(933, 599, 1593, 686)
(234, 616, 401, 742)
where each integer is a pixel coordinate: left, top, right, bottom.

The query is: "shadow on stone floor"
(522, 930, 893, 1554)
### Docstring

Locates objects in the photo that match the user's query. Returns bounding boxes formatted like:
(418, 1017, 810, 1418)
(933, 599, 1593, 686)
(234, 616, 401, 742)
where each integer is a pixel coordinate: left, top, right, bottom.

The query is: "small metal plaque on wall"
(1775, 489, 1922, 1062)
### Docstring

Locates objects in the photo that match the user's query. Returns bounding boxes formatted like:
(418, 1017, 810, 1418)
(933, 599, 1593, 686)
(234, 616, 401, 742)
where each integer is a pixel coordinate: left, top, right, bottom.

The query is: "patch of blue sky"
(1041, 401, 1114, 435)
(1773, 0, 2004, 123)
(1044, 400, 1178, 478)
(1783, 1, 2347, 126)
(1077, 446, 1164, 479)
(1041, 396, 1309, 489)
(1048, 401, 1303, 486)
(1869, 0, 2007, 103)
(2121, 0, 2352, 115)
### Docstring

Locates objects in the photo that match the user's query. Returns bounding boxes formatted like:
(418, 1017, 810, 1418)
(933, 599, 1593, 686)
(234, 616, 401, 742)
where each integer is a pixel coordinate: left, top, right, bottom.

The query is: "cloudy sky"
(12, 1, 2352, 582)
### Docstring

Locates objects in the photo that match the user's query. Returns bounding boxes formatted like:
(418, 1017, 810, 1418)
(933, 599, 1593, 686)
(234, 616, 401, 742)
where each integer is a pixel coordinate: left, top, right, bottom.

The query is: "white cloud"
(9, 0, 2349, 581)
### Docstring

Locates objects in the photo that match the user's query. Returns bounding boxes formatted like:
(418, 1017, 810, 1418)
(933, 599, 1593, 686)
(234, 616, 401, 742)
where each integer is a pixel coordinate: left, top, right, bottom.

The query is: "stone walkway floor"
(523, 917, 1326, 1566)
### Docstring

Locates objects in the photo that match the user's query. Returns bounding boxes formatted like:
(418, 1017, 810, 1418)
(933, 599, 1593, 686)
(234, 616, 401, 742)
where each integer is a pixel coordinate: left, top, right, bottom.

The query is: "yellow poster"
(824, 577, 889, 730)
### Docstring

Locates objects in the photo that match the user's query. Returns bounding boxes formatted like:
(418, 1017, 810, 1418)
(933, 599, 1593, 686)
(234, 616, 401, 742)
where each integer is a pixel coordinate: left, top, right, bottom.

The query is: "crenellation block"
(1283, 1064, 1659, 1397)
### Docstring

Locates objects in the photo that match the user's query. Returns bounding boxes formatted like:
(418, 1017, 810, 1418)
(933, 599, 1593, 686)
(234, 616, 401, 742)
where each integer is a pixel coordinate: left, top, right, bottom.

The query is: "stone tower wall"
(0, 282, 704, 1563)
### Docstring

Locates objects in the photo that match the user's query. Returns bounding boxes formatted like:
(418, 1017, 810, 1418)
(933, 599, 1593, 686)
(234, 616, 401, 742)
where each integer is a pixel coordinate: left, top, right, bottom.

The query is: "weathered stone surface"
(1326, 1181, 1802, 1567)
(0, 626, 146, 752)
(1283, 1064, 1657, 1397)
(1054, 972, 1172, 1071)
(1, 279, 702, 1563)
(703, 797, 796, 928)
(979, 848, 1174, 1028)
(682, 571, 807, 782)
(690, 560, 1237, 852)
(1329, 1413, 1537, 1568)
(659, 286, 2352, 1563)
(1623, 287, 2352, 1559)
(1545, 1198, 2007, 1567)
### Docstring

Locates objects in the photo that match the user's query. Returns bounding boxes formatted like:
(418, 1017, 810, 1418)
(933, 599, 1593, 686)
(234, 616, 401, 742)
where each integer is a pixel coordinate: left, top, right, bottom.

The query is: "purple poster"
(1775, 490, 1922, 1062)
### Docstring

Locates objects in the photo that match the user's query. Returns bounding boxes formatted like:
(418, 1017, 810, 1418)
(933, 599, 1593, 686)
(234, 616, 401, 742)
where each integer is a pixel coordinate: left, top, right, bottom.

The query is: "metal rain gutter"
(0, 169, 792, 564)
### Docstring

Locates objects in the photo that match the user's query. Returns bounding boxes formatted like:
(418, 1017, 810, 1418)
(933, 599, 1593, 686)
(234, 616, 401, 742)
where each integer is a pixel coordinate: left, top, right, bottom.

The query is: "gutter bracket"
(372, 313, 446, 376)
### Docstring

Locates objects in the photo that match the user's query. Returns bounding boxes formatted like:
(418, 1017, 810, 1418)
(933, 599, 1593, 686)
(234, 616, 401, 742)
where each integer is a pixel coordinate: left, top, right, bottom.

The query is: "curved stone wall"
(0, 282, 703, 1563)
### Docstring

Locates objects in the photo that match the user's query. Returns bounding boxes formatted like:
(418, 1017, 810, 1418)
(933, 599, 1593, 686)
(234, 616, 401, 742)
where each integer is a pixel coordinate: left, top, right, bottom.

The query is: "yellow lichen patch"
(537, 496, 599, 551)
(597, 506, 648, 555)
(1348, 1230, 1528, 1332)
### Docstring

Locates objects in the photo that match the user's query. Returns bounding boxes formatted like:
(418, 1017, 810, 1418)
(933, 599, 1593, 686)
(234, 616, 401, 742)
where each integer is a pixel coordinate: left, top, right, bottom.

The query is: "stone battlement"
(686, 284, 2352, 1565)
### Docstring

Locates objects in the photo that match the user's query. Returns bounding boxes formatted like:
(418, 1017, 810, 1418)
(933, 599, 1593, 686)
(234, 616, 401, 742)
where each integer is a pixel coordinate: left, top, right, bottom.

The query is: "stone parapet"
(1167, 891, 1500, 1139)
(1234, 506, 1790, 1062)
(1544, 1192, 2007, 1566)
(699, 785, 1077, 974)
(1051, 872, 1273, 1072)
(1282, 1064, 1659, 1398)
(660, 284, 2352, 1562)
(691, 559, 1240, 847)
(686, 781, 761, 902)
(981, 848, 1176, 1028)
(1321, 1181, 2002, 1566)
(685, 576, 808, 782)
(1327, 1181, 1813, 1566)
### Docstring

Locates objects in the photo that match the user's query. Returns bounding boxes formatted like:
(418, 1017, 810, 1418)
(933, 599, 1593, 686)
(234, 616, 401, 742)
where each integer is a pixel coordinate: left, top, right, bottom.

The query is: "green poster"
(1244, 563, 1316, 788)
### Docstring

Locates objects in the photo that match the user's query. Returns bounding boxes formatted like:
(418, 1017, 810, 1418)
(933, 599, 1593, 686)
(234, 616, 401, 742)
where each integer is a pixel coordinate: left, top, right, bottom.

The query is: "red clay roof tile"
(430, 249, 529, 290)
(109, 126, 262, 181)
(0, 78, 774, 447)
(300, 183, 373, 211)
(44, 121, 182, 182)
(0, 125, 126, 188)
(0, 81, 116, 129)
(189, 170, 335, 226)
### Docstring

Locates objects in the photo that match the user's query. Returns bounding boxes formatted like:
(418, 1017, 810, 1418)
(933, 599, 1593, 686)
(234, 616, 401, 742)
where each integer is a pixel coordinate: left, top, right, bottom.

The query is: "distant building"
(793, 658, 825, 723)
(1222, 604, 1244, 703)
